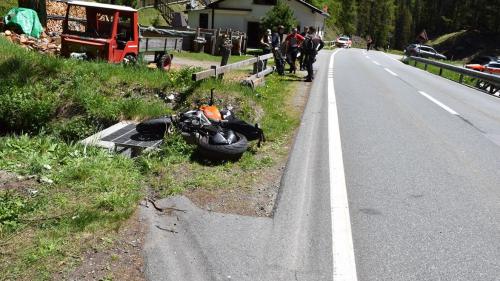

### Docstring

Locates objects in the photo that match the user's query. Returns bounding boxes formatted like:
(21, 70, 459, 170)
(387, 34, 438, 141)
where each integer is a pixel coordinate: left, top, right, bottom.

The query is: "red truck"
(61, 0, 182, 70)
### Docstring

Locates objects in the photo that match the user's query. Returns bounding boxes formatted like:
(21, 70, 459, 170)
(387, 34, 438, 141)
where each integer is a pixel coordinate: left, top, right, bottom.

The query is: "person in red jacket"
(284, 27, 305, 73)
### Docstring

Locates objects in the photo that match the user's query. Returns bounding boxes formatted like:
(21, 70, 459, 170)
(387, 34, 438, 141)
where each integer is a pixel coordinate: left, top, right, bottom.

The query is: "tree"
(260, 0, 298, 33)
(338, 0, 357, 35)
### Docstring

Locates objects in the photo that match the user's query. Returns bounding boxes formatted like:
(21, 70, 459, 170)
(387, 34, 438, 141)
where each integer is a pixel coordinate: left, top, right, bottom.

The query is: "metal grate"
(101, 124, 163, 149)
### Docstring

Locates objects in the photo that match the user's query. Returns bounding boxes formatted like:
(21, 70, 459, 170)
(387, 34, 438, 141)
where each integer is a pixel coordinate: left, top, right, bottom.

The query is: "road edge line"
(328, 51, 358, 281)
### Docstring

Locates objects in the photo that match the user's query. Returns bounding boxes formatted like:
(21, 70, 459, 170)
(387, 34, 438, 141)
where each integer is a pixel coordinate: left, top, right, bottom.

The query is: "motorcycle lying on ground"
(136, 89, 265, 161)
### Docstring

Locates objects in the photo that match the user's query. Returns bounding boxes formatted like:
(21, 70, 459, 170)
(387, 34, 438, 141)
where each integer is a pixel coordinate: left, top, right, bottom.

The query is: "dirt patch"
(0, 170, 38, 193)
(184, 79, 311, 217)
(185, 161, 286, 217)
(171, 57, 216, 70)
(60, 210, 146, 281)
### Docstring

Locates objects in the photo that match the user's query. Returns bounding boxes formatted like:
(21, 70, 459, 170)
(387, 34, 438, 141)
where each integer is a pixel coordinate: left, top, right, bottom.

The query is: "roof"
(67, 1, 137, 12)
(206, 0, 329, 17)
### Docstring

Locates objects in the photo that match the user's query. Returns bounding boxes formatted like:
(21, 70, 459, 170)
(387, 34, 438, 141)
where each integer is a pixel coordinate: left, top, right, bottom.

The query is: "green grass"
(386, 49, 404, 56)
(0, 0, 16, 16)
(140, 74, 300, 197)
(0, 32, 301, 279)
(175, 51, 256, 64)
(428, 30, 467, 46)
(406, 57, 476, 87)
(0, 135, 143, 280)
(0, 36, 197, 139)
(138, 7, 167, 26)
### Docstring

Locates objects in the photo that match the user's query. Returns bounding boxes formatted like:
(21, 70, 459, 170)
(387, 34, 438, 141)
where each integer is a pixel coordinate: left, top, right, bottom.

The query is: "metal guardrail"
(408, 56, 500, 94)
(192, 53, 274, 81)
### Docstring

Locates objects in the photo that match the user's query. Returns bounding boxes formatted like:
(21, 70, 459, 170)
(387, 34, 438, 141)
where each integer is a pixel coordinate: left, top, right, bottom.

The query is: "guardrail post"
(459, 74, 464, 84)
(439, 68, 443, 76)
(211, 65, 219, 80)
(414, 60, 417, 67)
(424, 64, 428, 71)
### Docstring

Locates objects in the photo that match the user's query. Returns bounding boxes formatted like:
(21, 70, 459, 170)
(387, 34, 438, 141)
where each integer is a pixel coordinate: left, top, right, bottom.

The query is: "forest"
(309, 0, 500, 50)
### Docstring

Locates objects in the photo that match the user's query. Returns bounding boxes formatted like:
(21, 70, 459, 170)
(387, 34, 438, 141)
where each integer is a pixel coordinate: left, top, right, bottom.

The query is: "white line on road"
(418, 91, 459, 115)
(372, 60, 381, 66)
(384, 68, 398, 76)
(328, 51, 358, 281)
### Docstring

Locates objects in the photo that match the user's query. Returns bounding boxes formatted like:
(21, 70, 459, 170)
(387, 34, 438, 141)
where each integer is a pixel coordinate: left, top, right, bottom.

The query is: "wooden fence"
(192, 53, 274, 81)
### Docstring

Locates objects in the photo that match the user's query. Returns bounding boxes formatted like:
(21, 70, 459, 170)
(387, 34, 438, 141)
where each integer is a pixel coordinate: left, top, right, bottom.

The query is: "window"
(117, 15, 133, 41)
(199, 13, 208, 29)
(95, 13, 114, 38)
(253, 0, 277, 5)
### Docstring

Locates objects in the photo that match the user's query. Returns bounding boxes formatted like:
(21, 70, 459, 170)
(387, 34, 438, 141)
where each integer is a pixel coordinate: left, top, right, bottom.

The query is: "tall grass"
(0, 37, 197, 139)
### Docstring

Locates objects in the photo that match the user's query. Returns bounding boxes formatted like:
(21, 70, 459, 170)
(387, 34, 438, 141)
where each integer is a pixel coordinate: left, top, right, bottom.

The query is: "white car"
(335, 36, 352, 48)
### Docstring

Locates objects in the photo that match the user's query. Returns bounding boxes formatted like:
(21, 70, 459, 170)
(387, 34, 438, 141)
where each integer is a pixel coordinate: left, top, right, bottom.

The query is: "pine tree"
(338, 0, 357, 35)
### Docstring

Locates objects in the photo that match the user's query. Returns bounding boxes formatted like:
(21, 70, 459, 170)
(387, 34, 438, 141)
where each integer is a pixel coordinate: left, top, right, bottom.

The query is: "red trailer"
(61, 1, 182, 70)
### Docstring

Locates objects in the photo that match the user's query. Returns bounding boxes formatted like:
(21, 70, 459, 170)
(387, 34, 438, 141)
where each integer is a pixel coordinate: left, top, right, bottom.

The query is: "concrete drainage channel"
(81, 121, 161, 157)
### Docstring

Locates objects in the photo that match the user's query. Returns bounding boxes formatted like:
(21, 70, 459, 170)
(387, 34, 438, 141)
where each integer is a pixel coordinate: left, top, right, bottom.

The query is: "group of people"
(261, 25, 324, 82)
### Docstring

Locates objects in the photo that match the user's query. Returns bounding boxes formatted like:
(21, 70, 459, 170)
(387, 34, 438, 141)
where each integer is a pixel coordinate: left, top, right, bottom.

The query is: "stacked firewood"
(1, 29, 61, 55)
(45, 0, 86, 34)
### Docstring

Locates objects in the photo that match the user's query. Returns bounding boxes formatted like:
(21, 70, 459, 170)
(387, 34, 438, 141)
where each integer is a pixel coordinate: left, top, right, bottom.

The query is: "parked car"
(335, 36, 352, 48)
(404, 44, 447, 60)
(465, 61, 500, 75)
(468, 56, 500, 65)
(484, 62, 500, 75)
(465, 56, 499, 71)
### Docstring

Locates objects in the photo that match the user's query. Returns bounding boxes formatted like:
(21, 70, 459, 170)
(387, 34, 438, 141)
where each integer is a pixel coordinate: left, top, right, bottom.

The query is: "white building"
(187, 0, 329, 47)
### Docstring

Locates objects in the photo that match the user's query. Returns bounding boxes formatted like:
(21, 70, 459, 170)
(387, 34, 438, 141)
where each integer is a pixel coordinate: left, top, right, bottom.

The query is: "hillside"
(429, 30, 500, 61)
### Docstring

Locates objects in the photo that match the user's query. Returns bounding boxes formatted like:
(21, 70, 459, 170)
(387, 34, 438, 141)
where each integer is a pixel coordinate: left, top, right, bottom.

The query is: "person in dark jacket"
(299, 26, 309, 71)
(271, 25, 286, 75)
(302, 27, 324, 82)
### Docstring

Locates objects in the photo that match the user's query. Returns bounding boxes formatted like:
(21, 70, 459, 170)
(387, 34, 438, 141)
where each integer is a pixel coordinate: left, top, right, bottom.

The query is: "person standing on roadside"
(366, 36, 373, 51)
(271, 25, 286, 75)
(284, 27, 305, 73)
(299, 26, 309, 71)
(260, 29, 272, 69)
(302, 27, 324, 82)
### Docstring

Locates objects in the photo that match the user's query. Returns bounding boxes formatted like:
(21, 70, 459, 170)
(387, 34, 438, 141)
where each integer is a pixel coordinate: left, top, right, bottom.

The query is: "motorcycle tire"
(136, 116, 172, 136)
(196, 132, 248, 161)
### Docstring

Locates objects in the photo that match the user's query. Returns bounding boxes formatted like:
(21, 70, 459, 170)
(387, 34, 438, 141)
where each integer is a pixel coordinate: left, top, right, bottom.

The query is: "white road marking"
(384, 68, 398, 76)
(328, 51, 358, 281)
(418, 91, 459, 115)
(372, 60, 381, 66)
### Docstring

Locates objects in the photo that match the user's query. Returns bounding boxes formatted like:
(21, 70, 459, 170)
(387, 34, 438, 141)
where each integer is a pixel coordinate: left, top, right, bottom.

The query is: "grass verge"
(405, 57, 476, 88)
(0, 32, 302, 279)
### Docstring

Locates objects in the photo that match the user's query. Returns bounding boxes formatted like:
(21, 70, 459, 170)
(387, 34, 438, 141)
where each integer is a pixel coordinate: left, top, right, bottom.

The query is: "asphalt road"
(142, 49, 500, 281)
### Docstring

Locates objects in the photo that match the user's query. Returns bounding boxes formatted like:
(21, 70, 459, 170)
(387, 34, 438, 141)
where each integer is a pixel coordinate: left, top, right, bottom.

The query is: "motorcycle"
(137, 89, 265, 161)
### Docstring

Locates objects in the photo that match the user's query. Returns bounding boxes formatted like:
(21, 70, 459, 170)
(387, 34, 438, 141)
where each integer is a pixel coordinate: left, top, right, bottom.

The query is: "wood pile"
(0, 29, 61, 55)
(45, 0, 86, 34)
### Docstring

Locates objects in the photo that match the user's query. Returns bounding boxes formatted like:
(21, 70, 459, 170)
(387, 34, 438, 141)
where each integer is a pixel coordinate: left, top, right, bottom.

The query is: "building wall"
(187, 0, 327, 39)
